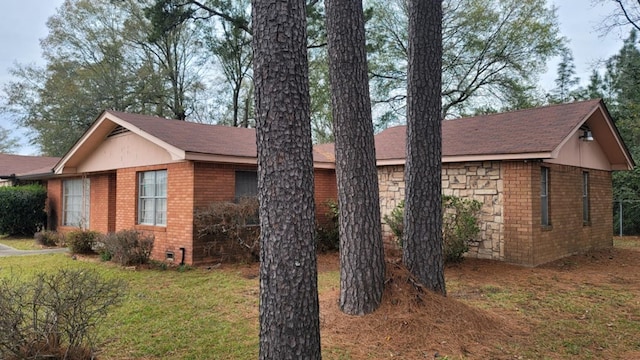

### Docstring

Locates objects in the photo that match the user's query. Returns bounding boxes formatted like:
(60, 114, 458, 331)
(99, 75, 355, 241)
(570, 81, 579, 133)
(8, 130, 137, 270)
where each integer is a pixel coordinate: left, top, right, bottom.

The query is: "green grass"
(0, 234, 40, 250)
(2, 241, 640, 359)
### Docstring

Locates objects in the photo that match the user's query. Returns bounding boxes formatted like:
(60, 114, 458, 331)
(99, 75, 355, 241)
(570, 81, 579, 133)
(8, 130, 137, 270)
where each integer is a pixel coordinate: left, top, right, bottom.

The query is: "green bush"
(66, 229, 101, 254)
(0, 184, 47, 236)
(316, 199, 339, 252)
(0, 269, 126, 360)
(99, 229, 154, 266)
(383, 195, 482, 263)
(34, 230, 64, 247)
(383, 200, 405, 244)
(442, 195, 482, 263)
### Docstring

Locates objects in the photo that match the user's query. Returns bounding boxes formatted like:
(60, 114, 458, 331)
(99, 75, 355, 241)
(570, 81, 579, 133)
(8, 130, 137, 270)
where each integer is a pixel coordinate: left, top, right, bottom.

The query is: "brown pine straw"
(319, 260, 527, 359)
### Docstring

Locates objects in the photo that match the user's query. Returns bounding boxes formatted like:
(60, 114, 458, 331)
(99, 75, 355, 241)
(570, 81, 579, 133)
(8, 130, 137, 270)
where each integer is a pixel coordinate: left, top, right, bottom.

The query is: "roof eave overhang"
(185, 152, 336, 169)
(376, 153, 553, 166)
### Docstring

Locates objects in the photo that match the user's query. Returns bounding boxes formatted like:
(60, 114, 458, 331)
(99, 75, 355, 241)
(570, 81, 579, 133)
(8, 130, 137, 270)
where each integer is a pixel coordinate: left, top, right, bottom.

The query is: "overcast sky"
(0, 0, 633, 155)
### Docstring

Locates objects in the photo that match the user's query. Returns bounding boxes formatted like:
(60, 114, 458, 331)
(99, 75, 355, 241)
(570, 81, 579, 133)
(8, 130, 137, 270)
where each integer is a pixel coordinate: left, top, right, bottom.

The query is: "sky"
(0, 0, 633, 155)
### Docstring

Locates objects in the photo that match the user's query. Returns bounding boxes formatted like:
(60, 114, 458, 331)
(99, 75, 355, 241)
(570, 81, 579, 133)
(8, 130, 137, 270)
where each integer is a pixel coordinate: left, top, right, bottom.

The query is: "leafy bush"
(442, 195, 482, 263)
(66, 230, 101, 254)
(0, 184, 47, 236)
(316, 199, 339, 252)
(383, 200, 405, 244)
(34, 230, 64, 247)
(99, 229, 154, 266)
(0, 269, 126, 360)
(383, 195, 482, 263)
(194, 198, 260, 261)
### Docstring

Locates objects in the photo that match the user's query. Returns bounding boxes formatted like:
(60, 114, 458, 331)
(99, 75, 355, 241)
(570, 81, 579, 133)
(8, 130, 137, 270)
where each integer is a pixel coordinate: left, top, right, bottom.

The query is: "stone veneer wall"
(378, 161, 504, 260)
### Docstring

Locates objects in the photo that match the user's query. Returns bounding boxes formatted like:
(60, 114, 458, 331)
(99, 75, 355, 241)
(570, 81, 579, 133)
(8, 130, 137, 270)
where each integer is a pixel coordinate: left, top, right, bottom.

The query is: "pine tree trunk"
(325, 0, 386, 315)
(403, 0, 446, 294)
(252, 0, 321, 358)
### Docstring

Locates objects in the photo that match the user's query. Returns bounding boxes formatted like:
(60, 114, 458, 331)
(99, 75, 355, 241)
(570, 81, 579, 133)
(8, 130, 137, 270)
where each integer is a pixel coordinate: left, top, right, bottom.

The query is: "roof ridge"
(447, 98, 602, 123)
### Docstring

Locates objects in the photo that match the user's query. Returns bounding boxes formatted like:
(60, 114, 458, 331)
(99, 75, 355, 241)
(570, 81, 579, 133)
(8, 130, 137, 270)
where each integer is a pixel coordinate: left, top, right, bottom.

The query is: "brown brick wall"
(114, 162, 194, 263)
(314, 168, 337, 226)
(86, 173, 116, 234)
(502, 161, 536, 265)
(503, 162, 613, 266)
(532, 164, 612, 265)
(46, 179, 62, 231)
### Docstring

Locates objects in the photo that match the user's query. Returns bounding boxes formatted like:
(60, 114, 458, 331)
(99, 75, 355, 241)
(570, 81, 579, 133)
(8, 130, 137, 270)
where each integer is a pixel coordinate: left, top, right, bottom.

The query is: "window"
(541, 167, 550, 226)
(583, 172, 590, 224)
(235, 171, 258, 200)
(138, 170, 167, 226)
(63, 178, 90, 227)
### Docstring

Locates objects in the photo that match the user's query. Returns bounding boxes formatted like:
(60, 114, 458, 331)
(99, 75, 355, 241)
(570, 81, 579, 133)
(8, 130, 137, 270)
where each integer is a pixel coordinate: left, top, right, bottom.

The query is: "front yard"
(1, 237, 639, 359)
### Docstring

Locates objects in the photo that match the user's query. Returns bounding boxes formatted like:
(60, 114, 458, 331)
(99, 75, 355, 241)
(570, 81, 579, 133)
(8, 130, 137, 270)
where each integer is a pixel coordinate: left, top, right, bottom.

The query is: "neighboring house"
(0, 153, 60, 187)
(374, 99, 634, 266)
(47, 111, 337, 265)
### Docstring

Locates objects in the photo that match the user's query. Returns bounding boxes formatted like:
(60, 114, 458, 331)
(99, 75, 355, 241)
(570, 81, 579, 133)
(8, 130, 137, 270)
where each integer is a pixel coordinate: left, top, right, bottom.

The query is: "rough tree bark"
(252, 0, 321, 358)
(325, 0, 386, 315)
(403, 0, 446, 294)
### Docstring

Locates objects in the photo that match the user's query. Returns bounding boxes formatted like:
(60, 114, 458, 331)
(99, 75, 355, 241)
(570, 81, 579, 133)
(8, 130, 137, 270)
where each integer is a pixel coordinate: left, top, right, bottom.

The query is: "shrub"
(316, 199, 339, 252)
(442, 195, 482, 263)
(383, 195, 482, 263)
(99, 230, 154, 266)
(383, 200, 405, 244)
(0, 184, 47, 236)
(0, 269, 126, 360)
(66, 230, 101, 254)
(194, 198, 260, 261)
(34, 230, 63, 247)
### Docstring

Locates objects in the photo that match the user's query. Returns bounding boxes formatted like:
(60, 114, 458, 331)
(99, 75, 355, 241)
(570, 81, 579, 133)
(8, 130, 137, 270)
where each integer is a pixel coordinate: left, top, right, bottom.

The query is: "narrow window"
(235, 171, 259, 225)
(63, 178, 90, 228)
(583, 171, 590, 224)
(235, 171, 258, 201)
(541, 167, 550, 226)
(138, 170, 167, 226)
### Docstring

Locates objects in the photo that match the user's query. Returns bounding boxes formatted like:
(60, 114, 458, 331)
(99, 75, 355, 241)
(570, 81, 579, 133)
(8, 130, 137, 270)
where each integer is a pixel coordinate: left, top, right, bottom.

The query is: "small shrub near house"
(194, 197, 260, 262)
(98, 229, 154, 266)
(0, 184, 47, 236)
(0, 269, 126, 360)
(66, 229, 101, 254)
(34, 230, 64, 247)
(316, 199, 339, 252)
(383, 195, 482, 263)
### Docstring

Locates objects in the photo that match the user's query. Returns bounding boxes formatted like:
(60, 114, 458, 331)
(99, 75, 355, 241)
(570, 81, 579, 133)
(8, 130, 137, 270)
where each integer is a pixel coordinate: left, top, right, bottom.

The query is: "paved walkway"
(0, 243, 68, 257)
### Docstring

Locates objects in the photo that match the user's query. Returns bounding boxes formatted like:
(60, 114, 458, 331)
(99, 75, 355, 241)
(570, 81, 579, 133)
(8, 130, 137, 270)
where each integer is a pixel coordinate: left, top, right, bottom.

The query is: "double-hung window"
(63, 178, 90, 228)
(541, 167, 550, 226)
(138, 170, 167, 226)
(582, 171, 590, 224)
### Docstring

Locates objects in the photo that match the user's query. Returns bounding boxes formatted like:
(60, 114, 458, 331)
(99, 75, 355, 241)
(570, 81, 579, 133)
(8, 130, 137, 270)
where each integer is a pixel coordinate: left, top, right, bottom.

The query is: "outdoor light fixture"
(580, 128, 594, 142)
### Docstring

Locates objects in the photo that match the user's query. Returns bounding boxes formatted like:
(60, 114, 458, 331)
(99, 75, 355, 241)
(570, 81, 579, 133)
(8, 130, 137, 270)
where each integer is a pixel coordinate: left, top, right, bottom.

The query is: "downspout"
(179, 247, 186, 266)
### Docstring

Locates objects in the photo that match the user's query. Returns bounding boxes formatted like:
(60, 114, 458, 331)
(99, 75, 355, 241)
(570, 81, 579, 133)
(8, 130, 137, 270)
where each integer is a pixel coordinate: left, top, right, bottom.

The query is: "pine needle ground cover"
(1, 237, 639, 359)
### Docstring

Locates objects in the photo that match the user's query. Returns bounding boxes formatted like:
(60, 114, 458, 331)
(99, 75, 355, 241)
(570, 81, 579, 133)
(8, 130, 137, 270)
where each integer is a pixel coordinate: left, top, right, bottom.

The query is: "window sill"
(541, 225, 553, 231)
(135, 224, 167, 232)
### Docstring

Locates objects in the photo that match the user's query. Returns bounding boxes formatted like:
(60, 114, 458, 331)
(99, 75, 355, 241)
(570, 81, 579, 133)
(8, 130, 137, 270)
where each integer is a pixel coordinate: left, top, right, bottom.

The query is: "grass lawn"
(0, 234, 41, 250)
(1, 238, 640, 359)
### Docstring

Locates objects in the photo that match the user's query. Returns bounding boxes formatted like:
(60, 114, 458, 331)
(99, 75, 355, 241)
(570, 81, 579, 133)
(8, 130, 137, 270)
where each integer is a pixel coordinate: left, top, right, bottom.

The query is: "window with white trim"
(63, 178, 90, 228)
(541, 167, 550, 226)
(138, 170, 167, 226)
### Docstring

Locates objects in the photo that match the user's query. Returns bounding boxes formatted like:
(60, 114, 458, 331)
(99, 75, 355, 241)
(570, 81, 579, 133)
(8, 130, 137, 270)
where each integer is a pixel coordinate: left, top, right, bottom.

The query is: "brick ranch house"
(38, 98, 633, 267)
(371, 99, 634, 266)
(46, 110, 337, 265)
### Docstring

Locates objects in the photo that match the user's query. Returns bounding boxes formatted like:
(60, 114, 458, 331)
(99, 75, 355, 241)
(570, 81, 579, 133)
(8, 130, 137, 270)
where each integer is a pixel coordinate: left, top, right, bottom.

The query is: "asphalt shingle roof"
(0, 154, 60, 177)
